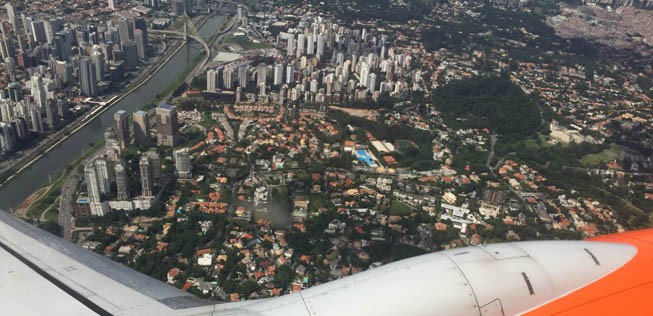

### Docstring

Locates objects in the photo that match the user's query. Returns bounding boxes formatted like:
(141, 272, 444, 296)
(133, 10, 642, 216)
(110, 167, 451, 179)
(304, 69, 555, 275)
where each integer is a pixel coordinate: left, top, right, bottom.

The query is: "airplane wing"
(0, 209, 650, 316)
(0, 211, 215, 316)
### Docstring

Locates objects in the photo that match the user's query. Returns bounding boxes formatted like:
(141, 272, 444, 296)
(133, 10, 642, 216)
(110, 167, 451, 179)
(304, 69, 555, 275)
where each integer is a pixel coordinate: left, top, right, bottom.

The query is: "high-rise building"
(118, 18, 133, 43)
(78, 56, 97, 97)
(0, 122, 16, 153)
(30, 75, 47, 109)
(368, 73, 377, 93)
(274, 63, 284, 85)
(29, 106, 43, 133)
(257, 63, 267, 87)
(5, 4, 18, 33)
(91, 51, 105, 82)
(360, 61, 370, 87)
(108, 0, 118, 10)
(286, 64, 295, 84)
(134, 18, 148, 52)
(139, 155, 153, 196)
(222, 67, 233, 89)
(238, 67, 248, 88)
(8, 82, 21, 102)
(147, 150, 161, 187)
(94, 158, 111, 195)
(307, 34, 315, 55)
(207, 69, 218, 92)
(297, 34, 306, 55)
(4, 57, 16, 81)
(235, 86, 242, 103)
(287, 35, 295, 56)
(122, 40, 138, 69)
(44, 18, 64, 44)
(134, 29, 146, 59)
(132, 110, 150, 146)
(84, 163, 107, 216)
(45, 99, 59, 128)
(317, 33, 325, 57)
(85, 163, 101, 202)
(115, 161, 129, 200)
(155, 104, 178, 147)
(174, 148, 192, 179)
(57, 99, 69, 121)
(113, 110, 130, 149)
(30, 20, 47, 44)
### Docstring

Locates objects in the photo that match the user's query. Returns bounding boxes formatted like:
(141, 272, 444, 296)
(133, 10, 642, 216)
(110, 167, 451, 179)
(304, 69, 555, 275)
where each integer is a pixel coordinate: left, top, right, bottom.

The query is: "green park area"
(389, 200, 412, 216)
(225, 35, 269, 50)
(580, 144, 621, 166)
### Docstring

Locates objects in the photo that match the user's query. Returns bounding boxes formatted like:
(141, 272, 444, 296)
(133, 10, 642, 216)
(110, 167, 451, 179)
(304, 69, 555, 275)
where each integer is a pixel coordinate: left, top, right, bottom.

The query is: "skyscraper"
(5, 4, 18, 34)
(286, 64, 295, 84)
(139, 155, 153, 196)
(78, 56, 97, 97)
(85, 163, 106, 216)
(85, 163, 101, 202)
(132, 110, 150, 146)
(114, 110, 130, 149)
(115, 161, 129, 200)
(207, 69, 218, 92)
(0, 122, 16, 153)
(317, 33, 325, 57)
(147, 150, 162, 187)
(238, 67, 248, 88)
(91, 50, 105, 82)
(118, 18, 133, 43)
(134, 18, 148, 55)
(45, 99, 59, 128)
(94, 158, 111, 195)
(257, 63, 268, 87)
(122, 40, 138, 69)
(155, 104, 178, 147)
(287, 35, 295, 56)
(274, 63, 284, 85)
(29, 106, 43, 133)
(222, 67, 233, 89)
(134, 29, 146, 59)
(174, 148, 192, 179)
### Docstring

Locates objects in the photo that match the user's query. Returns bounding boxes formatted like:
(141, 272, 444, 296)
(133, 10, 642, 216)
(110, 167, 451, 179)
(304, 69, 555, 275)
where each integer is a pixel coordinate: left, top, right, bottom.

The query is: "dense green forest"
(431, 77, 541, 139)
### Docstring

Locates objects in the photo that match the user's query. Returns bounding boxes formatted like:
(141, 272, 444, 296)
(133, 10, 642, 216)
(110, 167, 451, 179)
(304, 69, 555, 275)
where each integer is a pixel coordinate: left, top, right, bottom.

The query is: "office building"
(132, 110, 150, 146)
(94, 158, 111, 195)
(91, 51, 105, 82)
(139, 155, 153, 196)
(155, 104, 178, 147)
(0, 121, 16, 153)
(115, 161, 129, 200)
(45, 99, 59, 128)
(174, 148, 192, 179)
(134, 29, 146, 59)
(146, 150, 162, 187)
(114, 110, 130, 149)
(78, 56, 97, 97)
(122, 40, 138, 69)
(85, 163, 107, 216)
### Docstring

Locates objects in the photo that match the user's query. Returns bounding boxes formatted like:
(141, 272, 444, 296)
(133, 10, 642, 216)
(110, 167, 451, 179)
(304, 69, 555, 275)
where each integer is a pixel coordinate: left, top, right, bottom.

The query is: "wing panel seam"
(0, 239, 112, 316)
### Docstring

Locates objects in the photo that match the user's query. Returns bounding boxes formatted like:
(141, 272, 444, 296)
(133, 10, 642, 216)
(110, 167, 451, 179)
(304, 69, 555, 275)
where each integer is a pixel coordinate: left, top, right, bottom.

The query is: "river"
(0, 14, 224, 211)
